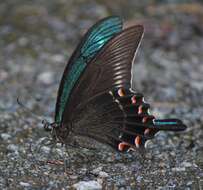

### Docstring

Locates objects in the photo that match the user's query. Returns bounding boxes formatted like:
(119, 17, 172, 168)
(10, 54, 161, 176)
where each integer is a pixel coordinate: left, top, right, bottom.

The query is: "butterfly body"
(44, 16, 187, 151)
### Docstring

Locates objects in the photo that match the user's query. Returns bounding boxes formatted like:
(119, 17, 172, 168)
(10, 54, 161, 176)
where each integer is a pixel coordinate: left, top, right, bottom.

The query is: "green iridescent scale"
(55, 17, 123, 123)
(56, 57, 86, 123)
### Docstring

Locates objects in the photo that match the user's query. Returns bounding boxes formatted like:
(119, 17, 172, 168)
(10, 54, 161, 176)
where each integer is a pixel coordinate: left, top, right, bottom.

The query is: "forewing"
(55, 16, 123, 123)
(62, 25, 144, 123)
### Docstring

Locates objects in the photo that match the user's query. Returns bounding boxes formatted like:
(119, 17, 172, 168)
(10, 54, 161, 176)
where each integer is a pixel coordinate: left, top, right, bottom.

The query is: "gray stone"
(73, 181, 102, 190)
(19, 182, 30, 187)
(1, 133, 11, 140)
(37, 71, 54, 85)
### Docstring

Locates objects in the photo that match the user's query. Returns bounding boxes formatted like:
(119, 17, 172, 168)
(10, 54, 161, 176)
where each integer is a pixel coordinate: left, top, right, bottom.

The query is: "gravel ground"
(0, 1, 203, 189)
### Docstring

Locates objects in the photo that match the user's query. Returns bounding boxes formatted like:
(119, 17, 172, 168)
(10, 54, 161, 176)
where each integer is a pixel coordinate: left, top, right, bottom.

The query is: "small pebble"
(7, 144, 19, 152)
(37, 71, 54, 85)
(98, 171, 108, 178)
(20, 182, 30, 187)
(92, 167, 103, 175)
(51, 54, 65, 63)
(172, 167, 186, 172)
(72, 181, 102, 190)
(1, 133, 11, 140)
(182, 162, 193, 168)
(41, 146, 51, 154)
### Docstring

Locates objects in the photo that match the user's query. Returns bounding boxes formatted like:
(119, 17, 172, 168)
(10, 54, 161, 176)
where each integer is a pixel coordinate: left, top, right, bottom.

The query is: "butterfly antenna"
(17, 97, 42, 121)
(16, 97, 52, 129)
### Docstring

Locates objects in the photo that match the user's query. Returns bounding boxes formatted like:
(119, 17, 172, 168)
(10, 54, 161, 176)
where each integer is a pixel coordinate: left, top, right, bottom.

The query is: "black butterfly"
(43, 16, 187, 151)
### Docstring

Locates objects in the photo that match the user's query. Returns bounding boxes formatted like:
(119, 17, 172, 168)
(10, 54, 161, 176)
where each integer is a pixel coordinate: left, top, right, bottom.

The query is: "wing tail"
(153, 119, 187, 131)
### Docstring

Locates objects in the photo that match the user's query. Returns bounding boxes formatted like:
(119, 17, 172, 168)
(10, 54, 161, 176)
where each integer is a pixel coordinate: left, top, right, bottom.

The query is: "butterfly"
(43, 16, 187, 151)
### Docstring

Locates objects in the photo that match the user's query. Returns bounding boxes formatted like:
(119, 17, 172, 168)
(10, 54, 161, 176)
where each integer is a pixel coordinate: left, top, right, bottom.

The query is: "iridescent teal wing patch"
(55, 16, 123, 123)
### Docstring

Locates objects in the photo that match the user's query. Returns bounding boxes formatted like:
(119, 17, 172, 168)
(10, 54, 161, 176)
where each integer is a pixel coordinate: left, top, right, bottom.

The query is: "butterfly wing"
(62, 25, 144, 123)
(55, 16, 123, 123)
(66, 88, 186, 150)
(60, 25, 186, 150)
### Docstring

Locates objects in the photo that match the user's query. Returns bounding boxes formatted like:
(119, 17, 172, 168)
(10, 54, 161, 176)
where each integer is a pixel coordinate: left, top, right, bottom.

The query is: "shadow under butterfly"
(43, 16, 187, 152)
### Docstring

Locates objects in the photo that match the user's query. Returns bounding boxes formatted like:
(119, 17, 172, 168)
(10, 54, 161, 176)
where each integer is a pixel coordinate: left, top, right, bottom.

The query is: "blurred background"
(0, 0, 203, 189)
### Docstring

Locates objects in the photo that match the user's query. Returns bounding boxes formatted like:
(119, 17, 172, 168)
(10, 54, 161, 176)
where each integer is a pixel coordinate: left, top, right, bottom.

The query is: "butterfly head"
(42, 119, 71, 144)
(42, 119, 56, 131)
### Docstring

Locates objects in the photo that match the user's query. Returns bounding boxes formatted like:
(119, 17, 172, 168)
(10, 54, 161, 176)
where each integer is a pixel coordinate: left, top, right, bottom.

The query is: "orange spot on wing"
(118, 142, 130, 151)
(131, 96, 137, 104)
(118, 88, 125, 97)
(135, 136, 141, 148)
(138, 105, 143, 114)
